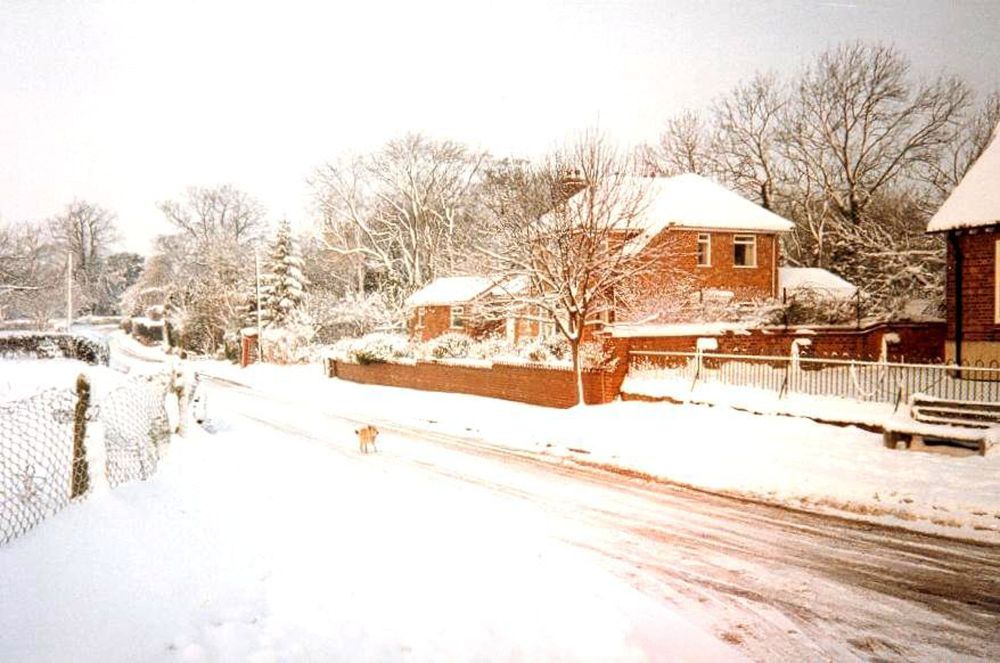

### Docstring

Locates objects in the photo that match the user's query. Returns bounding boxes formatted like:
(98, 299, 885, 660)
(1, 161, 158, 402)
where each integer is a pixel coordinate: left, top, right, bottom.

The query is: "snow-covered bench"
(883, 394, 1000, 456)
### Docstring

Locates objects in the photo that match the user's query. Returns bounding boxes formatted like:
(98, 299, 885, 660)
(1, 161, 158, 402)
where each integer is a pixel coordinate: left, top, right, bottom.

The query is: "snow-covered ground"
(112, 333, 1000, 541)
(0, 358, 129, 403)
(0, 416, 737, 662)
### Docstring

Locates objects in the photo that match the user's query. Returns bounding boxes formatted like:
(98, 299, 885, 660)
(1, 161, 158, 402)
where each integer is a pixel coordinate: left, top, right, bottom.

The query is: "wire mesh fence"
(1, 368, 177, 546)
(0, 388, 77, 545)
(629, 351, 1000, 407)
(101, 372, 173, 489)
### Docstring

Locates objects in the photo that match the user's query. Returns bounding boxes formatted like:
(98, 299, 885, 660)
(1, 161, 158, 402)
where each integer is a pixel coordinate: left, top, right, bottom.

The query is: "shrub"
(261, 325, 316, 364)
(578, 341, 618, 370)
(427, 333, 473, 359)
(349, 332, 409, 365)
(0, 331, 110, 365)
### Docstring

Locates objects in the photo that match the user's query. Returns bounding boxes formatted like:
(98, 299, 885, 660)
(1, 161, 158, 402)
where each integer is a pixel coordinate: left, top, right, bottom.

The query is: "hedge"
(0, 331, 110, 365)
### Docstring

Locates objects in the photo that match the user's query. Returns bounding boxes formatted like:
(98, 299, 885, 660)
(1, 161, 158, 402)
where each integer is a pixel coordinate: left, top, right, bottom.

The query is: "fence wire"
(0, 388, 77, 545)
(1, 369, 175, 546)
(101, 372, 173, 488)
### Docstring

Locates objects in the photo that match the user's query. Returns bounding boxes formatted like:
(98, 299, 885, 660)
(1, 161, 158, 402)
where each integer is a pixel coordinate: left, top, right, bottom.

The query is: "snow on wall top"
(622, 174, 794, 238)
(405, 276, 497, 307)
(779, 267, 857, 297)
(927, 121, 1000, 232)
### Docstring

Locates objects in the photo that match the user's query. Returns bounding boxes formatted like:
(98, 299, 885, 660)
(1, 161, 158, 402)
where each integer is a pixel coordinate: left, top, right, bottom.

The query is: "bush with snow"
(348, 333, 410, 365)
(426, 333, 474, 359)
(261, 323, 316, 365)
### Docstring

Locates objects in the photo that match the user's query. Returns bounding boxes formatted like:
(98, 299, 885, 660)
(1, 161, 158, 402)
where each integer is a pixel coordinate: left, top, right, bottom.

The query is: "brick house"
(617, 174, 794, 305)
(926, 121, 1000, 368)
(405, 276, 508, 342)
(407, 174, 798, 342)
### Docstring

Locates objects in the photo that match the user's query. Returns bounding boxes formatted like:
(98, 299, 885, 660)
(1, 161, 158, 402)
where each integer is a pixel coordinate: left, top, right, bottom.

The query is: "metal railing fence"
(628, 351, 1000, 408)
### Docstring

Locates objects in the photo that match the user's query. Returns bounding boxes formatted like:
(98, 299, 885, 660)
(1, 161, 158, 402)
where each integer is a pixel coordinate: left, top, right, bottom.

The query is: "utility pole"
(255, 248, 264, 362)
(66, 253, 73, 331)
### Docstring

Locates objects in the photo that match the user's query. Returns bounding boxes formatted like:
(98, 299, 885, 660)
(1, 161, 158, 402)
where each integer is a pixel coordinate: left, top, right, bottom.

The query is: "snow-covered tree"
(482, 133, 676, 406)
(259, 221, 308, 327)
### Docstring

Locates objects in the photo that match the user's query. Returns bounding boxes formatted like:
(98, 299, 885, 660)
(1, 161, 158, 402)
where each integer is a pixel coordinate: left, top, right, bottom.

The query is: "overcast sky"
(2, 0, 998, 253)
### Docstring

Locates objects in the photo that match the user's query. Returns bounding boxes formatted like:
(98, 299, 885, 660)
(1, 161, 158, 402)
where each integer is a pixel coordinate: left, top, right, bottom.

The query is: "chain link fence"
(1, 368, 177, 546)
(102, 372, 173, 488)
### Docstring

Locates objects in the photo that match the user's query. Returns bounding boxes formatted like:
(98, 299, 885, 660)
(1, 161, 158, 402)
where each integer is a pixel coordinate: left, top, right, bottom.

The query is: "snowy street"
(2, 339, 999, 660)
(198, 376, 1000, 660)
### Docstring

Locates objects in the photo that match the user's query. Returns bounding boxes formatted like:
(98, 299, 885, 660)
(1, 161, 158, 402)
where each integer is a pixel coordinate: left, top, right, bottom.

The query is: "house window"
(696, 233, 711, 267)
(450, 305, 464, 329)
(995, 239, 999, 324)
(733, 234, 757, 268)
(416, 307, 425, 328)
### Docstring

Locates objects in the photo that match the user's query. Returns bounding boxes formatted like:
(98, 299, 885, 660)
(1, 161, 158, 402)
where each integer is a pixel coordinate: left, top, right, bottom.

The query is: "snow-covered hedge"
(260, 325, 315, 364)
(130, 316, 164, 345)
(0, 331, 110, 365)
(328, 332, 614, 370)
(425, 333, 473, 359)
(331, 332, 410, 365)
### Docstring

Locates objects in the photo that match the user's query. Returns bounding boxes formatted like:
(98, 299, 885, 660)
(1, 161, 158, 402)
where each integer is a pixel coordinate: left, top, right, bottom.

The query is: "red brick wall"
(946, 230, 999, 342)
(607, 322, 945, 365)
(328, 358, 621, 407)
(330, 322, 944, 409)
(637, 229, 780, 300)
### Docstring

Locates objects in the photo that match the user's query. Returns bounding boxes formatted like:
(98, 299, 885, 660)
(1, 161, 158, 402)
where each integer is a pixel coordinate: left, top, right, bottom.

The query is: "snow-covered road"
(206, 376, 1000, 661)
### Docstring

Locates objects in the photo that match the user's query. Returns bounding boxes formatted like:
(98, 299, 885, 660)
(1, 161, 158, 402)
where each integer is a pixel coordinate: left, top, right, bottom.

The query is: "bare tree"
(0, 221, 62, 323)
(930, 90, 1000, 197)
(483, 133, 670, 405)
(637, 110, 715, 177)
(47, 200, 118, 274)
(711, 73, 786, 210)
(783, 42, 970, 227)
(310, 134, 488, 307)
(158, 185, 265, 245)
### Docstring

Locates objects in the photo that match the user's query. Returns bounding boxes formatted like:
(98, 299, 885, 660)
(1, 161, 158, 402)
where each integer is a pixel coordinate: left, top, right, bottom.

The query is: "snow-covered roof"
(779, 267, 857, 298)
(927, 121, 1000, 232)
(633, 174, 794, 234)
(405, 276, 498, 307)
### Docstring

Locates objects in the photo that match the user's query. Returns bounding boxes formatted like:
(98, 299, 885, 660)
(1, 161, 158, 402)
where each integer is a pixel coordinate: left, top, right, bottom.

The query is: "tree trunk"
(571, 337, 585, 407)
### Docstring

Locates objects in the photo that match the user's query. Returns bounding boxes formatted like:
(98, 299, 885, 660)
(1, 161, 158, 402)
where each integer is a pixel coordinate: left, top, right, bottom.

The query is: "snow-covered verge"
(113, 333, 1000, 542)
(0, 420, 737, 662)
(0, 359, 128, 403)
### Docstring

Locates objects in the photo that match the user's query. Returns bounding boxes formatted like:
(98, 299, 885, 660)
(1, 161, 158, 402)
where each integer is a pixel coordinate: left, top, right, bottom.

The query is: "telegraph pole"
(66, 253, 73, 330)
(255, 248, 264, 362)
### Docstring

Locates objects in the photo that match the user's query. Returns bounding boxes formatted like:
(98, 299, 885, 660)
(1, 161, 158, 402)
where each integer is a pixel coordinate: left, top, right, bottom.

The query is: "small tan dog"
(355, 425, 379, 454)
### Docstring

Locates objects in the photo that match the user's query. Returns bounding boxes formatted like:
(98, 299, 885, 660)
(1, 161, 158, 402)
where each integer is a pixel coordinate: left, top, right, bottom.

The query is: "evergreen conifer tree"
(260, 220, 308, 327)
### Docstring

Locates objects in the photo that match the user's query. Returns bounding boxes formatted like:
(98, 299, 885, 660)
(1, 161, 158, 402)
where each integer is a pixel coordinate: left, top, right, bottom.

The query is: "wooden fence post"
(71, 373, 91, 498)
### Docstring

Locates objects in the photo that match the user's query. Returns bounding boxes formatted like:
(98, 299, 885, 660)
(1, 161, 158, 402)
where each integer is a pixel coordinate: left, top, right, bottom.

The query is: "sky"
(2, 0, 998, 254)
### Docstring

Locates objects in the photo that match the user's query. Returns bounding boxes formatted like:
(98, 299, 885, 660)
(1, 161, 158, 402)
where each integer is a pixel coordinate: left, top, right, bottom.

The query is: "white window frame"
(696, 232, 711, 267)
(450, 305, 464, 329)
(733, 234, 757, 268)
(415, 307, 425, 328)
(995, 239, 999, 324)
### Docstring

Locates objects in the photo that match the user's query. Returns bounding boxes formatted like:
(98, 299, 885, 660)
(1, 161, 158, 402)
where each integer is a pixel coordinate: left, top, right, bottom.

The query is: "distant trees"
(641, 41, 995, 314)
(158, 185, 266, 245)
(1, 200, 130, 324)
(124, 185, 266, 354)
(310, 134, 489, 308)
